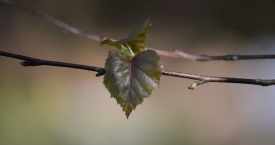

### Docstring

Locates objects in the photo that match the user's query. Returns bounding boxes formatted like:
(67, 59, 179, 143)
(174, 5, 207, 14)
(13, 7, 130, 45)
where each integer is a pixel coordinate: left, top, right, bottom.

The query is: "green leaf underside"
(103, 49, 163, 118)
(100, 19, 151, 55)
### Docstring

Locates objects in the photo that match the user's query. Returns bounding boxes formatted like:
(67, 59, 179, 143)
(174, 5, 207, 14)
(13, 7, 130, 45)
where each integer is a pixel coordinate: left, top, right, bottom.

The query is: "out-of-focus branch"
(0, 0, 107, 41)
(1, 50, 275, 89)
(151, 49, 275, 61)
(1, 0, 275, 61)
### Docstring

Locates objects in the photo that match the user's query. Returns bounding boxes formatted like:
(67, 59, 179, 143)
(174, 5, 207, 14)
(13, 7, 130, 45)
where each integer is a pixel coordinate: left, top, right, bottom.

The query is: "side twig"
(1, 50, 275, 89)
(1, 0, 275, 61)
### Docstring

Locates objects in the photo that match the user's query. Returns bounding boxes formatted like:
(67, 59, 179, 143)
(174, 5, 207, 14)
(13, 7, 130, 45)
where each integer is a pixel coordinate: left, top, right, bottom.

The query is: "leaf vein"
(132, 63, 158, 86)
(131, 72, 150, 96)
(133, 58, 158, 68)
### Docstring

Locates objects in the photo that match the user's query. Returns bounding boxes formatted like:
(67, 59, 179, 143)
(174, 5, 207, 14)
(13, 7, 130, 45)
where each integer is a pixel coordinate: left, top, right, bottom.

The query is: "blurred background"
(1, 0, 275, 145)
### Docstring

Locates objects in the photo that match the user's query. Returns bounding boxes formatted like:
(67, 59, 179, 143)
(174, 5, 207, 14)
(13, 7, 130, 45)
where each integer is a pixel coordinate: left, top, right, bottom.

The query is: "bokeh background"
(1, 0, 275, 145)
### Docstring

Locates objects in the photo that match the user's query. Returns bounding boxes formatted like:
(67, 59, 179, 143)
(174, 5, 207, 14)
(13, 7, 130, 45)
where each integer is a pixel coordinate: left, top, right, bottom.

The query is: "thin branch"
(1, 0, 275, 61)
(153, 49, 275, 61)
(0, 51, 106, 76)
(162, 70, 275, 89)
(0, 0, 106, 42)
(1, 50, 275, 89)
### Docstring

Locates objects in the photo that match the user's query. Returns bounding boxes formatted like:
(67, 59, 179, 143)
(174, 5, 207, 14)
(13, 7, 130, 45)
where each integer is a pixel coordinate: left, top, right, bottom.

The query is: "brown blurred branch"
(153, 49, 275, 61)
(1, 50, 275, 89)
(1, 0, 275, 61)
(0, 0, 106, 41)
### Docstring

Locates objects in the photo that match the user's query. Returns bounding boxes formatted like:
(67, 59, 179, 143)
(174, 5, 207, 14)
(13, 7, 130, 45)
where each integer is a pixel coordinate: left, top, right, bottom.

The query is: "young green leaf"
(100, 38, 134, 58)
(103, 49, 163, 118)
(100, 19, 151, 55)
(100, 38, 124, 51)
(120, 44, 134, 58)
(127, 19, 151, 41)
(127, 19, 151, 54)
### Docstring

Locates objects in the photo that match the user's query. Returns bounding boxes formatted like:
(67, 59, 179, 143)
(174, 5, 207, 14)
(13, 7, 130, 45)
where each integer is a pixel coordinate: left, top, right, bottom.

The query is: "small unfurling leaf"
(127, 19, 151, 41)
(100, 19, 151, 55)
(100, 38, 123, 51)
(127, 19, 151, 54)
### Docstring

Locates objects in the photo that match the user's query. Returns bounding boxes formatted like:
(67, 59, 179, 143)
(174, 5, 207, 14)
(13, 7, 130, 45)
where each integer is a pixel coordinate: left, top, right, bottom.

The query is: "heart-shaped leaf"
(103, 49, 163, 118)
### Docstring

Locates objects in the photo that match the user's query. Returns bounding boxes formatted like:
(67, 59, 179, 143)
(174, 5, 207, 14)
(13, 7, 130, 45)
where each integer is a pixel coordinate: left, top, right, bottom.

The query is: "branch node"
(20, 61, 40, 67)
(225, 54, 239, 61)
(96, 69, 106, 77)
(188, 83, 198, 90)
(188, 80, 206, 90)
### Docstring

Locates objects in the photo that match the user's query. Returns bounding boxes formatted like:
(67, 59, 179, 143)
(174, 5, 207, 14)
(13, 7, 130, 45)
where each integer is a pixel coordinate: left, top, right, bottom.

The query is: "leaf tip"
(126, 112, 130, 119)
(127, 19, 152, 42)
(146, 19, 152, 26)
